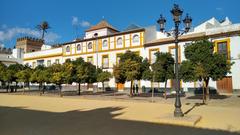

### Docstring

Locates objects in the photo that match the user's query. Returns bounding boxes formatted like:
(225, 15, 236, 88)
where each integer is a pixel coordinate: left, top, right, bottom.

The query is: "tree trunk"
(23, 82, 25, 94)
(6, 82, 9, 93)
(59, 84, 62, 97)
(28, 82, 30, 91)
(151, 81, 154, 103)
(78, 82, 81, 95)
(39, 83, 41, 91)
(130, 80, 133, 97)
(42, 83, 45, 94)
(164, 79, 167, 99)
(202, 81, 206, 104)
(10, 82, 14, 93)
(204, 78, 210, 101)
(15, 82, 18, 92)
(102, 82, 105, 92)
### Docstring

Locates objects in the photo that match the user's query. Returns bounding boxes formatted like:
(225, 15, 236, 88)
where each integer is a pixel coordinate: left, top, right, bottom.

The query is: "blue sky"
(0, 0, 239, 48)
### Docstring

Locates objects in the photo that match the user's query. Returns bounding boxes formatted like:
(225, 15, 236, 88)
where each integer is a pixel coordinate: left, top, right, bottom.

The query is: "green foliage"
(0, 62, 7, 82)
(49, 64, 64, 85)
(181, 39, 232, 83)
(30, 65, 51, 86)
(179, 60, 196, 82)
(97, 70, 112, 83)
(4, 63, 24, 83)
(152, 52, 174, 82)
(142, 69, 153, 81)
(16, 65, 32, 84)
(180, 39, 233, 103)
(114, 50, 145, 83)
(113, 65, 126, 84)
(113, 50, 145, 95)
(75, 60, 97, 84)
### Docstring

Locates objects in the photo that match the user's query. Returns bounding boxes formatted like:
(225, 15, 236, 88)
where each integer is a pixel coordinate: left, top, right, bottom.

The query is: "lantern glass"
(157, 14, 166, 32)
(183, 14, 192, 32)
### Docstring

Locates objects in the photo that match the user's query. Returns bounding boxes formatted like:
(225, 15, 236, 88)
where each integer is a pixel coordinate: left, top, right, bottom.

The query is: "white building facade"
(23, 18, 240, 93)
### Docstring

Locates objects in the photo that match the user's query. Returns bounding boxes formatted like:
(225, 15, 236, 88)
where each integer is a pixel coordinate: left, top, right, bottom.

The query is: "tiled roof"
(85, 20, 119, 32)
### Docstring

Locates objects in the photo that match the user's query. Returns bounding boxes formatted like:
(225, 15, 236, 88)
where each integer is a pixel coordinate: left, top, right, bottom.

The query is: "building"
(0, 46, 23, 66)
(22, 18, 240, 93)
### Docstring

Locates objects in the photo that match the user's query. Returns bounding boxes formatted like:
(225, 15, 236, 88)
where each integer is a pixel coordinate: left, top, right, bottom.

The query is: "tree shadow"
(186, 95, 230, 100)
(0, 106, 238, 135)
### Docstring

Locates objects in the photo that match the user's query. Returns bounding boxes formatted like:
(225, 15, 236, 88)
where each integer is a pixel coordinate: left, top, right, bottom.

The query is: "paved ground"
(0, 94, 240, 135)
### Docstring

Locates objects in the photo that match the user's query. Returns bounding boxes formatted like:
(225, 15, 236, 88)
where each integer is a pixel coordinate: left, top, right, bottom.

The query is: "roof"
(145, 29, 240, 47)
(124, 24, 142, 31)
(85, 20, 119, 32)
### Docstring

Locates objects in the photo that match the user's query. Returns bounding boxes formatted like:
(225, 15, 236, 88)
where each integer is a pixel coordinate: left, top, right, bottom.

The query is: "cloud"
(0, 43, 4, 48)
(80, 20, 91, 27)
(72, 16, 79, 26)
(0, 27, 60, 44)
(72, 16, 91, 27)
(1, 24, 8, 29)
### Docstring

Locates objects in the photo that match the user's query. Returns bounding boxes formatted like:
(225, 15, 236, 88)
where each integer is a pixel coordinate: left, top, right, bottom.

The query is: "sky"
(0, 0, 239, 48)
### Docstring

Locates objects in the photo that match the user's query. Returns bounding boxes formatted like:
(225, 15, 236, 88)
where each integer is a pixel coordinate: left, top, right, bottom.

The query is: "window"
(77, 44, 81, 51)
(102, 40, 108, 47)
(102, 55, 109, 68)
(132, 34, 140, 43)
(55, 59, 59, 64)
(149, 49, 159, 64)
(217, 41, 228, 59)
(87, 56, 93, 64)
(88, 42, 93, 49)
(117, 37, 122, 46)
(47, 60, 51, 66)
(66, 46, 70, 52)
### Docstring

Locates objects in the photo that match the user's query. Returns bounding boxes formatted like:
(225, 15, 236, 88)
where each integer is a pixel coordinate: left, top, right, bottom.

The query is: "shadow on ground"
(187, 95, 230, 100)
(0, 106, 238, 135)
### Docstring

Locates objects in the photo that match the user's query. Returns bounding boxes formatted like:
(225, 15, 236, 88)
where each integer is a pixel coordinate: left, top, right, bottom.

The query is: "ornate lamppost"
(157, 4, 192, 117)
(94, 33, 99, 92)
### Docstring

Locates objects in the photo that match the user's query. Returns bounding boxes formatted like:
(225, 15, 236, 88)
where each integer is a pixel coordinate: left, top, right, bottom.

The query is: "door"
(217, 76, 233, 93)
(117, 83, 124, 91)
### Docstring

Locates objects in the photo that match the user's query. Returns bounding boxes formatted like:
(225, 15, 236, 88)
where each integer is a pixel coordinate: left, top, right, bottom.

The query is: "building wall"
(23, 29, 240, 91)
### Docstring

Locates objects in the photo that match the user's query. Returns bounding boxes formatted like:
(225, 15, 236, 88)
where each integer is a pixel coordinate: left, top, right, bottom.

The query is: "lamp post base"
(174, 107, 184, 117)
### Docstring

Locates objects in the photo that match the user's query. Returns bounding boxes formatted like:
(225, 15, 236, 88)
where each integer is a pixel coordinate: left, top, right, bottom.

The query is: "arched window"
(66, 46, 70, 52)
(102, 40, 108, 47)
(132, 34, 140, 43)
(77, 44, 81, 51)
(117, 37, 122, 46)
(88, 42, 92, 49)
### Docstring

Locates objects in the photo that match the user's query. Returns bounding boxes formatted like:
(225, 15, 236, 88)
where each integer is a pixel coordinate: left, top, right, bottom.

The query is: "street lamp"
(94, 33, 99, 92)
(157, 4, 192, 117)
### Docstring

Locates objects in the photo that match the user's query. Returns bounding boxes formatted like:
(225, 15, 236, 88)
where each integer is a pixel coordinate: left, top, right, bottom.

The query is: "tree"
(16, 65, 32, 93)
(152, 52, 174, 99)
(180, 39, 233, 103)
(30, 65, 51, 94)
(49, 64, 65, 96)
(0, 62, 7, 90)
(36, 21, 50, 40)
(73, 58, 86, 95)
(4, 64, 24, 92)
(113, 50, 142, 96)
(97, 69, 112, 91)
